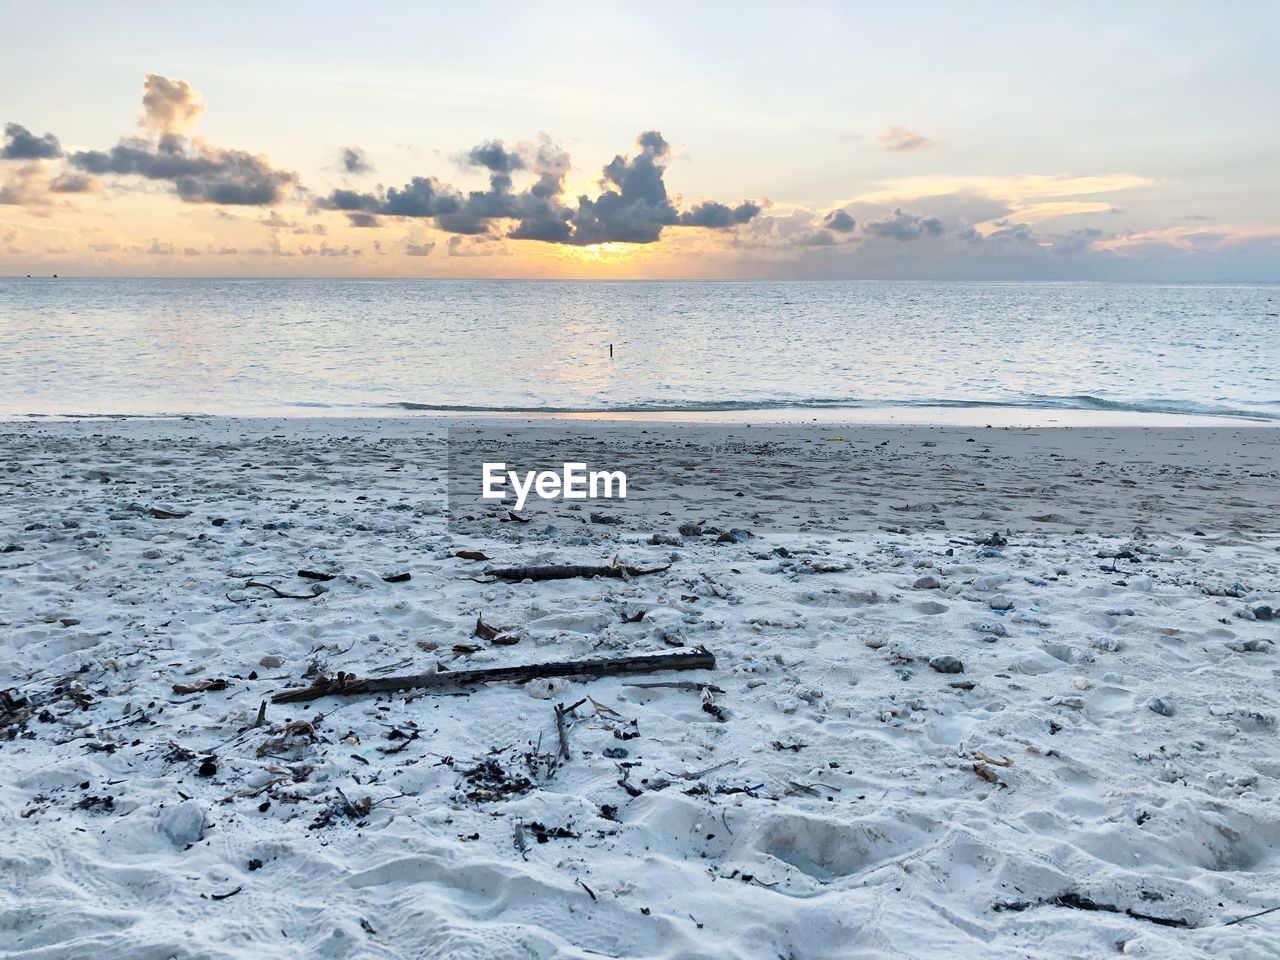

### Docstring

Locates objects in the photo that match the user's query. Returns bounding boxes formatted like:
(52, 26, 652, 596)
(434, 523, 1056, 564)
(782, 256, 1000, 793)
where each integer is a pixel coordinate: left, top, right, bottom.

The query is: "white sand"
(1, 417, 1278, 959)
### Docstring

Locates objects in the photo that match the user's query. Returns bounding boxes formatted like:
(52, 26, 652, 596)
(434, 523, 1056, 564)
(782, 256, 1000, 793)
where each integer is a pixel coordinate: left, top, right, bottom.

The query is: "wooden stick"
(554, 703, 571, 761)
(1223, 903, 1280, 926)
(271, 649, 715, 704)
(484, 563, 670, 582)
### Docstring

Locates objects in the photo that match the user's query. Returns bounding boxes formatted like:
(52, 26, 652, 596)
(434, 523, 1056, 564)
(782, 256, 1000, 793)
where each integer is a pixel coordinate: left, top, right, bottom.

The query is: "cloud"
(348, 212, 381, 228)
(678, 201, 761, 229)
(466, 141, 525, 173)
(405, 241, 435, 256)
(1091, 223, 1280, 255)
(0, 75, 298, 206)
(318, 130, 760, 246)
(0, 164, 46, 206)
(865, 207, 944, 241)
(1052, 227, 1104, 255)
(71, 134, 297, 205)
(141, 74, 205, 135)
(340, 146, 372, 174)
(821, 209, 855, 232)
(878, 125, 938, 153)
(2, 123, 63, 160)
(49, 172, 97, 193)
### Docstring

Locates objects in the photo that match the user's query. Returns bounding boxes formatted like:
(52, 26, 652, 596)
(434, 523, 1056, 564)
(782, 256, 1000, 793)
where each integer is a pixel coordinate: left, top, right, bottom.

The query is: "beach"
(1, 416, 1279, 960)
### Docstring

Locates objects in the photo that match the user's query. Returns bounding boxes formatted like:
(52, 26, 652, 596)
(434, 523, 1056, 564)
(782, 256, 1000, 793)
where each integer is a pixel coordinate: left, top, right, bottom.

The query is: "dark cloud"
(347, 212, 381, 228)
(1053, 227, 1104, 255)
(141, 74, 205, 135)
(466, 141, 525, 173)
(2, 123, 63, 160)
(71, 134, 297, 205)
(821, 209, 855, 232)
(318, 130, 760, 246)
(340, 146, 372, 174)
(678, 201, 761, 229)
(865, 207, 944, 241)
(0, 75, 296, 207)
(49, 172, 96, 193)
(405, 241, 435, 256)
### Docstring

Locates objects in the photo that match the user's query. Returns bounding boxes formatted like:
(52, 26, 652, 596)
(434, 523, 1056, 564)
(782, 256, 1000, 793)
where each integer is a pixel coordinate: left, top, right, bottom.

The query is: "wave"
(357, 394, 1280, 422)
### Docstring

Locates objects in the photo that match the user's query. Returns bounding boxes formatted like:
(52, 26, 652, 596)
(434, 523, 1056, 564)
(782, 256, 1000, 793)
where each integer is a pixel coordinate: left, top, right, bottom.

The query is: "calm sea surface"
(0, 279, 1276, 420)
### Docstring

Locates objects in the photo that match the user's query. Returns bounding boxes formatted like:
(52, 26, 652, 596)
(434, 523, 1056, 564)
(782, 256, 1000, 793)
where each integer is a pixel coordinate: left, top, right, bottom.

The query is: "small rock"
(988, 594, 1014, 611)
(1228, 638, 1274, 653)
(1252, 605, 1274, 621)
(526, 678, 572, 700)
(678, 522, 703, 537)
(913, 575, 942, 590)
(259, 655, 283, 668)
(1146, 697, 1176, 717)
(142, 548, 163, 560)
(928, 655, 964, 674)
(160, 800, 206, 845)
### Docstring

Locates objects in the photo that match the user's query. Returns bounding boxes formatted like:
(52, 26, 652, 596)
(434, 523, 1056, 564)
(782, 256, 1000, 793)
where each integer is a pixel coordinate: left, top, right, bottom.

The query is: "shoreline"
(3, 403, 1277, 428)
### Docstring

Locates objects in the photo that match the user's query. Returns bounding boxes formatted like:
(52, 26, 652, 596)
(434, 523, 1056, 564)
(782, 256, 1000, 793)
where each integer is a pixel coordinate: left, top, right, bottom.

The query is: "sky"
(1, 1, 1278, 279)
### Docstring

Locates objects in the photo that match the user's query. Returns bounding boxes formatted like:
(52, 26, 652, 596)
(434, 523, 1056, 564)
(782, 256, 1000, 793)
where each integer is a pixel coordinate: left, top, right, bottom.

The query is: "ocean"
(1, 278, 1276, 420)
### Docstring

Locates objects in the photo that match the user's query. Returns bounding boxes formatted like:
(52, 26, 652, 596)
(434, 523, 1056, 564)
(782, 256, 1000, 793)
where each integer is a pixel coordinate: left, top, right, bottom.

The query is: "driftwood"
(483, 563, 670, 583)
(271, 648, 715, 704)
(243, 580, 323, 600)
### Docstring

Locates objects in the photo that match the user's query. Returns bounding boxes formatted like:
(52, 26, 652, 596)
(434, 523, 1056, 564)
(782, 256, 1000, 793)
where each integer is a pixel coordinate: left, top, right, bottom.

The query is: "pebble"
(1228, 638, 1274, 653)
(912, 575, 941, 590)
(988, 594, 1014, 611)
(1252, 605, 1274, 621)
(1146, 697, 1176, 717)
(259, 655, 283, 668)
(526, 678, 572, 699)
(160, 800, 206, 846)
(678, 522, 703, 537)
(142, 548, 163, 560)
(928, 655, 964, 674)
